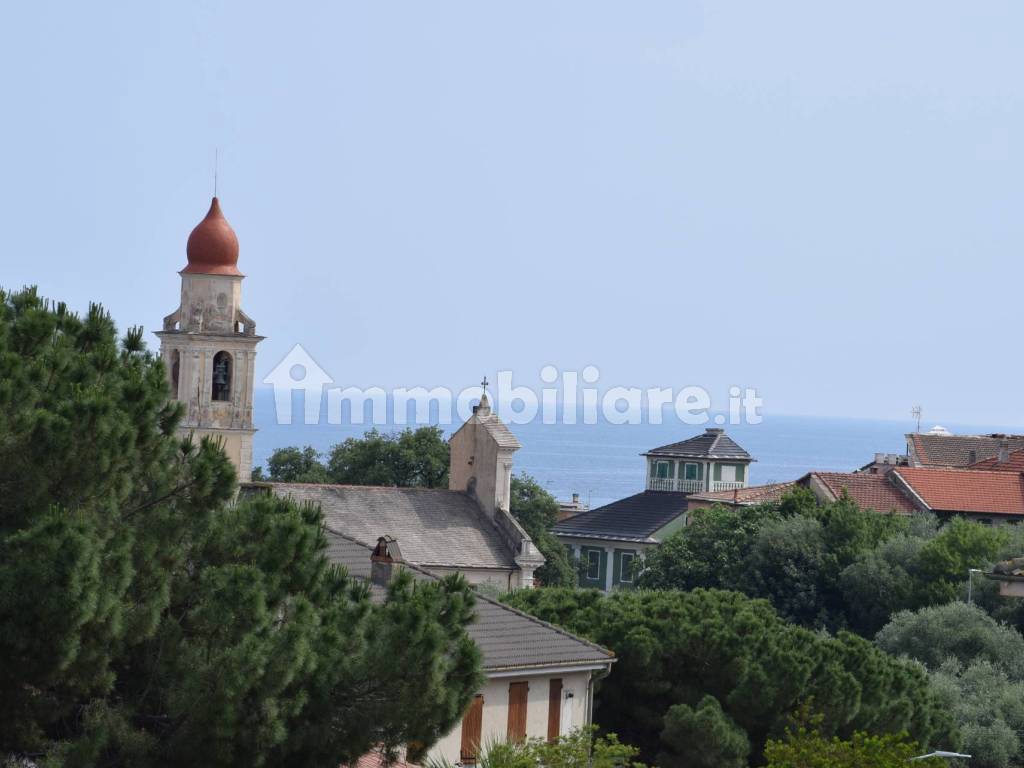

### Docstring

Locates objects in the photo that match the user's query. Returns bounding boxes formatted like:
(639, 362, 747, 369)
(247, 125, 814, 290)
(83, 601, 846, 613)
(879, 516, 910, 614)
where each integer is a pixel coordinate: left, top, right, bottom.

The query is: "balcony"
(647, 478, 704, 493)
(711, 481, 745, 492)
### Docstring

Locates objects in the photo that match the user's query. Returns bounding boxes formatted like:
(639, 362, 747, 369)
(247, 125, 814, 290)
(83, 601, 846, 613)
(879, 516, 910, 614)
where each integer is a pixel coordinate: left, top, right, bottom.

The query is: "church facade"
(155, 197, 262, 481)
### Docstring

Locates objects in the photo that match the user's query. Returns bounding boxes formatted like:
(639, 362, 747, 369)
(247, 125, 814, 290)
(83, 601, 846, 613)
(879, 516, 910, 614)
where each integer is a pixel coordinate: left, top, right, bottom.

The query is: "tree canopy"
(503, 587, 956, 766)
(508, 474, 576, 588)
(0, 288, 482, 766)
(637, 490, 1019, 637)
(256, 426, 450, 488)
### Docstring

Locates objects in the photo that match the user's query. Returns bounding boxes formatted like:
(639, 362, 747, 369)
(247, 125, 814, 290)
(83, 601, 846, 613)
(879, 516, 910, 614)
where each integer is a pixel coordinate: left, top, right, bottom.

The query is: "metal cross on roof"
(481, 376, 489, 394)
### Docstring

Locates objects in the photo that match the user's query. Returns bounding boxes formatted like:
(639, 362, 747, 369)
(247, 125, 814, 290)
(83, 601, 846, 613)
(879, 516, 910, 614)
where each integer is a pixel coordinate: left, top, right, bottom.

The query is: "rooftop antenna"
(213, 148, 219, 198)
(911, 405, 922, 433)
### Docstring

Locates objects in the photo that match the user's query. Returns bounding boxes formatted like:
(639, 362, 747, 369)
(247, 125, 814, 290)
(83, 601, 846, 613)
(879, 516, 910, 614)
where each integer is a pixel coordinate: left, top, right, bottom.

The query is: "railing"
(711, 481, 745, 492)
(647, 478, 705, 493)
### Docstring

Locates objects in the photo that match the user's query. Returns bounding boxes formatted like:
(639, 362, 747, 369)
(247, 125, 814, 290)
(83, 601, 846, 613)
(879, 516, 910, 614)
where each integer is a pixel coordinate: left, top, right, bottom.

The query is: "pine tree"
(0, 288, 482, 766)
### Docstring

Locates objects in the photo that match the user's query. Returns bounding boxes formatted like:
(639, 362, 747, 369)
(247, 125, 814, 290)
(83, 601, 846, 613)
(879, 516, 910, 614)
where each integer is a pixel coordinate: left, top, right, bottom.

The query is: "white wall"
(427, 669, 594, 764)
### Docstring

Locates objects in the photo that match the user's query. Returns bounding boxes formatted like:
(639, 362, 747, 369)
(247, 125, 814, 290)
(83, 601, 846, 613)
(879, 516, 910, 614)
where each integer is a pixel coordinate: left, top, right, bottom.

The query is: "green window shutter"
(736, 464, 746, 482)
(713, 463, 722, 481)
(600, 549, 609, 586)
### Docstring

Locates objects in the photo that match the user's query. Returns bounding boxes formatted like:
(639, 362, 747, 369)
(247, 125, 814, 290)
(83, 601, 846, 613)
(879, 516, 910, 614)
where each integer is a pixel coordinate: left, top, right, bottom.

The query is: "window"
(655, 461, 672, 479)
(585, 549, 601, 580)
(170, 350, 180, 398)
(736, 464, 746, 482)
(211, 351, 232, 401)
(460, 694, 484, 762)
(507, 682, 529, 743)
(619, 552, 635, 583)
(713, 463, 722, 481)
(683, 462, 701, 481)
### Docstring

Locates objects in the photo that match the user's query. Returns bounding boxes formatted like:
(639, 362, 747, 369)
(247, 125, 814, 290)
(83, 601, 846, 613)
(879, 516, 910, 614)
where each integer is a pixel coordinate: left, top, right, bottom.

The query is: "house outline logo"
(262, 343, 334, 424)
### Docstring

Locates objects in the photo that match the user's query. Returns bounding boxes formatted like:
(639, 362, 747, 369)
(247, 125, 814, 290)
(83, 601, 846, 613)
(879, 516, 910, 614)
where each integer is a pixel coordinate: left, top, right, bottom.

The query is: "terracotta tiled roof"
(893, 467, 1024, 516)
(687, 482, 795, 506)
(809, 472, 917, 514)
(969, 448, 1024, 473)
(907, 433, 1024, 467)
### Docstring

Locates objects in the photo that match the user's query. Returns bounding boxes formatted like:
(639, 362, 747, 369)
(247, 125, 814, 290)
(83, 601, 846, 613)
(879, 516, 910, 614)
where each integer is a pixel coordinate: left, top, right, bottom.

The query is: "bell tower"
(155, 197, 263, 482)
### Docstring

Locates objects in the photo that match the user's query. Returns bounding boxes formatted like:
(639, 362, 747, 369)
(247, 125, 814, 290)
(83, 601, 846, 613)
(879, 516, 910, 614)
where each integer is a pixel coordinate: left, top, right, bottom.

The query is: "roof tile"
(894, 467, 1024, 516)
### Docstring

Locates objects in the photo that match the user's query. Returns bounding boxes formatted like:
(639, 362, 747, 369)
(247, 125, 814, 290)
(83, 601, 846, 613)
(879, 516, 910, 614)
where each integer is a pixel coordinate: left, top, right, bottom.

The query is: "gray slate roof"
(644, 428, 753, 461)
(908, 433, 1024, 467)
(552, 491, 688, 542)
(268, 483, 517, 570)
(328, 530, 614, 673)
(478, 413, 521, 450)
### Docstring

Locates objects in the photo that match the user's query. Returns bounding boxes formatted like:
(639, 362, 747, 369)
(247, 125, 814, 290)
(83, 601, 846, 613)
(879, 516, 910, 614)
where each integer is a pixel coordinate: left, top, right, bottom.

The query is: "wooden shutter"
(460, 694, 484, 762)
(547, 678, 563, 742)
(507, 682, 529, 742)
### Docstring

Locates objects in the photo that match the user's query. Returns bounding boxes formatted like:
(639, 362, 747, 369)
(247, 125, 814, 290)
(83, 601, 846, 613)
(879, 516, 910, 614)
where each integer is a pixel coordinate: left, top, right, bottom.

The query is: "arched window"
(170, 350, 180, 398)
(212, 351, 232, 402)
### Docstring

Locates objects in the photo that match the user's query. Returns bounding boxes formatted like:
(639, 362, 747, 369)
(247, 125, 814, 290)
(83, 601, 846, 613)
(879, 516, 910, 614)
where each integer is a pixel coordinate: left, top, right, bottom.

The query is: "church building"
(155, 197, 262, 481)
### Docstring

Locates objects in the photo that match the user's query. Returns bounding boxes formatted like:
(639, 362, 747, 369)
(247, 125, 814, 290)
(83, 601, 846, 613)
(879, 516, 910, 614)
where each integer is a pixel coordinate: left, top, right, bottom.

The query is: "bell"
(213, 361, 228, 385)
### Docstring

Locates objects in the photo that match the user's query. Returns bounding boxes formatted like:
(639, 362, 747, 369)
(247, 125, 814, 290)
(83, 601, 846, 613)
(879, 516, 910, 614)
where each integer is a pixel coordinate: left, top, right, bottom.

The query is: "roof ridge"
(708, 431, 722, 453)
(899, 466, 1023, 478)
(270, 481, 464, 494)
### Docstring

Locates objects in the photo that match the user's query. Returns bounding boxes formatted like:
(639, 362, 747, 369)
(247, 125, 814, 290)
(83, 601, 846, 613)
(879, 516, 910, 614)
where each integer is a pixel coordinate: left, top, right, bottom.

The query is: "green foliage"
(658, 695, 749, 768)
(424, 728, 647, 768)
(838, 534, 930, 636)
(875, 601, 1024, 679)
(929, 659, 1024, 768)
(764, 725, 938, 768)
(262, 445, 332, 483)
(0, 288, 482, 766)
(328, 426, 450, 487)
(914, 517, 1008, 605)
(257, 427, 450, 487)
(503, 587, 956, 764)
(637, 501, 783, 591)
(509, 474, 576, 587)
(639, 491, 911, 631)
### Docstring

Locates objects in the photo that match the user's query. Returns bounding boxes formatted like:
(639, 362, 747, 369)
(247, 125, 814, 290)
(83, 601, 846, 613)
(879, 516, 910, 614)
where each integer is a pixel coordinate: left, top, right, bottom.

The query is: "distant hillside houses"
(698, 428, 1024, 528)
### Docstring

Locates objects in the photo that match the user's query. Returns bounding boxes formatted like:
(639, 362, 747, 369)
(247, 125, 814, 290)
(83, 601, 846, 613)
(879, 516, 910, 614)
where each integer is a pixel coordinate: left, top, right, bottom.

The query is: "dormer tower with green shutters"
(643, 428, 754, 493)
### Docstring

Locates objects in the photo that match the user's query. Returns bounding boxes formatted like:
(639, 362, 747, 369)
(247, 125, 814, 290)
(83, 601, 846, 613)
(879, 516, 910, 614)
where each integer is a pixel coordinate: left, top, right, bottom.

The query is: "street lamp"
(967, 568, 984, 604)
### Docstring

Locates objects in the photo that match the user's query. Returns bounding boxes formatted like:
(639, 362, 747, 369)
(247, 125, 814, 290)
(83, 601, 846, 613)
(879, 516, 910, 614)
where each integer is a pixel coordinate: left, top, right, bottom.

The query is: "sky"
(1, 2, 1022, 426)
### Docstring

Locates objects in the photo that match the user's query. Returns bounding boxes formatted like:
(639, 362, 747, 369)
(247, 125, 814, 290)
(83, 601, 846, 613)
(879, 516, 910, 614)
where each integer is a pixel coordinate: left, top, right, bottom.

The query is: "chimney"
(370, 535, 402, 587)
(999, 441, 1010, 464)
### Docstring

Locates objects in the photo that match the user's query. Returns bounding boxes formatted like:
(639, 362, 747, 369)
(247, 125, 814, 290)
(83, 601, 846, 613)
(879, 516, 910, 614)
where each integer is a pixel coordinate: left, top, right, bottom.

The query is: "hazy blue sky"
(2, 2, 1021, 425)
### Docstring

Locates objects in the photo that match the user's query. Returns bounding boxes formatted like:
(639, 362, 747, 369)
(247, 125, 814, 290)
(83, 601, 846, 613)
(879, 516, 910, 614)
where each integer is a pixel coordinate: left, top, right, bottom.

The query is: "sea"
(251, 388, 1005, 509)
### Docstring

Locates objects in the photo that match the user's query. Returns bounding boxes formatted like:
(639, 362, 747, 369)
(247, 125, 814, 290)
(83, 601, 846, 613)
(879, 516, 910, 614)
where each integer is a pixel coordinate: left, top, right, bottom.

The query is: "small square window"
(619, 552, 635, 583)
(586, 550, 601, 580)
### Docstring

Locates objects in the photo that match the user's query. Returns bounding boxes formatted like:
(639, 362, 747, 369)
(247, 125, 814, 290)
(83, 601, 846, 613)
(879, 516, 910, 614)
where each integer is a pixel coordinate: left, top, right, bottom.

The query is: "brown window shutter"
(460, 694, 484, 762)
(507, 682, 529, 743)
(547, 678, 563, 742)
